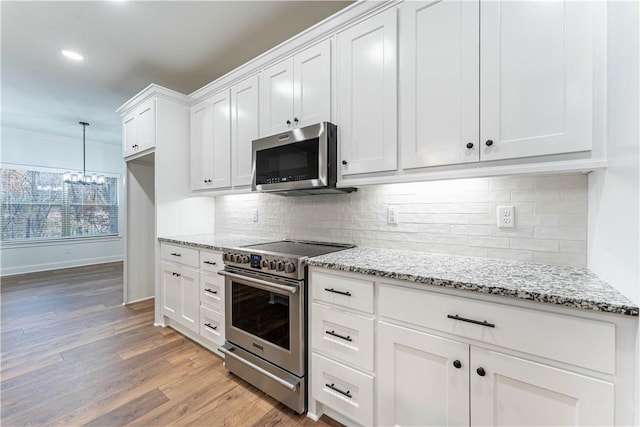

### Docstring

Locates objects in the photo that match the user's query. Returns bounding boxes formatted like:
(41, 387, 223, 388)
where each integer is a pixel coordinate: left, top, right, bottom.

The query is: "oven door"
(222, 267, 304, 376)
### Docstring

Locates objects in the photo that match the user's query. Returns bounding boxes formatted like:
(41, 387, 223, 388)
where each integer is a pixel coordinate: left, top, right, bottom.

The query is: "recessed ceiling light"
(61, 50, 84, 61)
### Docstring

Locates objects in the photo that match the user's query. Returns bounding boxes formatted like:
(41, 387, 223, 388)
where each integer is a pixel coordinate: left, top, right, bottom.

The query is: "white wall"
(216, 173, 589, 267)
(0, 126, 125, 275)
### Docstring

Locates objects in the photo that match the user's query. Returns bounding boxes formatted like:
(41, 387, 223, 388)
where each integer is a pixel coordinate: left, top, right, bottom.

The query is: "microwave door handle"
(217, 270, 297, 294)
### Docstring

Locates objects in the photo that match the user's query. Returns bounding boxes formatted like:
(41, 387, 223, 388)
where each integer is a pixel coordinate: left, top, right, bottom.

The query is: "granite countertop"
(306, 247, 639, 317)
(158, 234, 273, 252)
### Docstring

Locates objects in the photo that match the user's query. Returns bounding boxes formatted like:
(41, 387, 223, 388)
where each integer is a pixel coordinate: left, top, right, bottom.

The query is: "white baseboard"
(0, 256, 124, 277)
(124, 295, 155, 305)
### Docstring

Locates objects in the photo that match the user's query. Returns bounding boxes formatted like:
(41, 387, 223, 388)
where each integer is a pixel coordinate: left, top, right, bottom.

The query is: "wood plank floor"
(1, 262, 342, 427)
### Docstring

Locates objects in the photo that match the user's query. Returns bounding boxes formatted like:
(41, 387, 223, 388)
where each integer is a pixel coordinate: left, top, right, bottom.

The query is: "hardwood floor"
(1, 262, 341, 426)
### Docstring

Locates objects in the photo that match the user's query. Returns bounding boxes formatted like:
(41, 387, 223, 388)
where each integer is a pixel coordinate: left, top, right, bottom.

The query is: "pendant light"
(63, 121, 105, 185)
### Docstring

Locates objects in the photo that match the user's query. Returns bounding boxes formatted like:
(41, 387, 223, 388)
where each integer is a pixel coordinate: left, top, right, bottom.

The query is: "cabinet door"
(337, 7, 398, 176)
(470, 347, 614, 426)
(480, 1, 594, 160)
(190, 100, 214, 190)
(262, 57, 294, 136)
(160, 261, 180, 321)
(179, 266, 200, 333)
(122, 112, 137, 158)
(135, 98, 156, 152)
(231, 74, 260, 187)
(210, 90, 232, 188)
(400, 0, 479, 169)
(377, 321, 469, 427)
(293, 39, 331, 128)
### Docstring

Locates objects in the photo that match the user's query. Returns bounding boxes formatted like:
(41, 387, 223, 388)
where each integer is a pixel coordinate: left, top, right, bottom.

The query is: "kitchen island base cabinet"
(159, 260, 199, 333)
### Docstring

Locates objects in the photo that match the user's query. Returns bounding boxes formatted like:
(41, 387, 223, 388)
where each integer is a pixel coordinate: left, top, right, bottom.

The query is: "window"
(1, 167, 119, 242)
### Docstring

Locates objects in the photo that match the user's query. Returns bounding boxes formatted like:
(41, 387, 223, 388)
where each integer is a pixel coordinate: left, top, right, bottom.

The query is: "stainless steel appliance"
(251, 122, 356, 196)
(218, 240, 354, 414)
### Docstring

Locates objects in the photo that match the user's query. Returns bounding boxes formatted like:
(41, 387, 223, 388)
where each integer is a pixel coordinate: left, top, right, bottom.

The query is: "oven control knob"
(261, 259, 269, 268)
(284, 262, 296, 273)
(232, 254, 241, 263)
(241, 255, 250, 264)
(269, 260, 277, 270)
(276, 261, 285, 271)
(223, 252, 230, 262)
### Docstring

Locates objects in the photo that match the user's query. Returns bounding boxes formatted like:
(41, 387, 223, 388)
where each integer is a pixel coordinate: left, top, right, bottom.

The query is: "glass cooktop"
(240, 240, 354, 258)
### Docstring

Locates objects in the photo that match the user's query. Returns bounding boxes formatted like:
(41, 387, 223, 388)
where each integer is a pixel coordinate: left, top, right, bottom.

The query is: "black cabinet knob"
(342, 160, 348, 165)
(476, 367, 486, 377)
(485, 140, 494, 147)
(466, 142, 474, 149)
(453, 360, 462, 369)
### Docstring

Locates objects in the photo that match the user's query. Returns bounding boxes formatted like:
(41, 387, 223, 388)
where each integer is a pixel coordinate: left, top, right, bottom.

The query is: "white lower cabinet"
(160, 243, 225, 355)
(308, 267, 627, 426)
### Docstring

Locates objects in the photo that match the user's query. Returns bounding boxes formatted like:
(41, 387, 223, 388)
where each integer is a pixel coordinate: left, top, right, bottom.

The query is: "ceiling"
(1, 1, 352, 146)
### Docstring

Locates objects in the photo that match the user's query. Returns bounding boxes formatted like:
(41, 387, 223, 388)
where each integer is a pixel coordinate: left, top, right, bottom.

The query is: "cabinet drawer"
(160, 244, 199, 268)
(378, 283, 616, 374)
(200, 272, 224, 311)
(200, 251, 223, 273)
(311, 269, 374, 314)
(311, 353, 374, 426)
(200, 305, 224, 347)
(312, 303, 374, 371)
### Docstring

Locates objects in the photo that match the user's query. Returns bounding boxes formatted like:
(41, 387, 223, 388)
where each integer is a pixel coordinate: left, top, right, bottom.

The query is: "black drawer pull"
(204, 323, 218, 331)
(170, 252, 182, 257)
(325, 330, 352, 342)
(203, 261, 217, 265)
(326, 383, 352, 399)
(324, 288, 352, 297)
(447, 314, 495, 328)
(204, 288, 218, 295)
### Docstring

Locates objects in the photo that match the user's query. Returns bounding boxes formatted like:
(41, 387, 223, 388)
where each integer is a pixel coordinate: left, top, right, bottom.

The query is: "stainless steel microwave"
(251, 122, 356, 196)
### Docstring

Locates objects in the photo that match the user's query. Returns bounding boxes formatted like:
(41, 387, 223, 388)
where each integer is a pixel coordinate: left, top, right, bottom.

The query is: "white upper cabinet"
(190, 100, 214, 190)
(231, 74, 260, 187)
(400, 1, 479, 169)
(399, 0, 598, 169)
(262, 39, 331, 136)
(480, 1, 595, 161)
(122, 98, 156, 158)
(190, 90, 231, 191)
(337, 7, 398, 176)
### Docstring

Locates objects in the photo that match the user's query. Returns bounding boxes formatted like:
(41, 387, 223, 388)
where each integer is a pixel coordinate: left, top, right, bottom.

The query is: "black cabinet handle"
(204, 323, 218, 331)
(326, 383, 352, 399)
(203, 179, 212, 183)
(171, 272, 181, 277)
(485, 139, 494, 147)
(170, 252, 182, 257)
(447, 314, 495, 328)
(203, 261, 217, 265)
(204, 288, 218, 295)
(286, 120, 291, 125)
(341, 160, 348, 165)
(324, 288, 352, 297)
(453, 360, 462, 369)
(325, 330, 352, 342)
(477, 367, 486, 377)
(294, 117, 299, 124)
(466, 142, 474, 149)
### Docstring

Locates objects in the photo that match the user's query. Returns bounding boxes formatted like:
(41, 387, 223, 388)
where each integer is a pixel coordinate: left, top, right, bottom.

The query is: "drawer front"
(378, 283, 616, 374)
(160, 243, 199, 268)
(200, 272, 224, 311)
(200, 305, 225, 347)
(311, 269, 374, 314)
(312, 303, 374, 371)
(200, 251, 223, 273)
(311, 353, 374, 426)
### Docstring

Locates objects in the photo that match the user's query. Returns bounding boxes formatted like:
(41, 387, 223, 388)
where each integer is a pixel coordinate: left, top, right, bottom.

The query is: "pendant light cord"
(79, 121, 89, 179)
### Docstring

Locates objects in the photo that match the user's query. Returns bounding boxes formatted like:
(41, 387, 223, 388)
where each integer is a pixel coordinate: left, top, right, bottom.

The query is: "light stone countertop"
(306, 247, 639, 317)
(158, 234, 273, 252)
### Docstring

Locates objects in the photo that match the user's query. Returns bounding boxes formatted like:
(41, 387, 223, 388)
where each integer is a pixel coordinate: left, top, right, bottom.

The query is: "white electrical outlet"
(252, 209, 259, 223)
(387, 206, 399, 225)
(497, 205, 515, 229)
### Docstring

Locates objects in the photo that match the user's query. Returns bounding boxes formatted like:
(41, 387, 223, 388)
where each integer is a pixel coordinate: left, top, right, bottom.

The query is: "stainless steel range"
(218, 240, 354, 414)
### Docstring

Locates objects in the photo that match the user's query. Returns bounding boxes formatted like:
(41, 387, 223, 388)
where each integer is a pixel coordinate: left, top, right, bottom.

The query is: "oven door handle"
(218, 270, 297, 294)
(219, 345, 299, 391)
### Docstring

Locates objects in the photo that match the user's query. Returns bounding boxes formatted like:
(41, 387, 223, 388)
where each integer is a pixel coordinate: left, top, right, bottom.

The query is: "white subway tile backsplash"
(215, 173, 589, 267)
